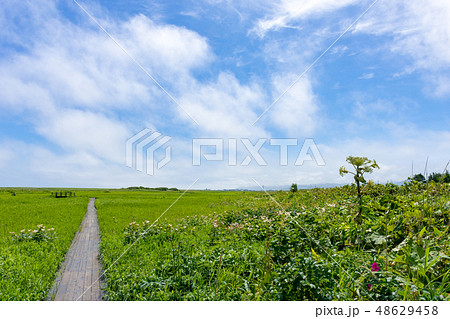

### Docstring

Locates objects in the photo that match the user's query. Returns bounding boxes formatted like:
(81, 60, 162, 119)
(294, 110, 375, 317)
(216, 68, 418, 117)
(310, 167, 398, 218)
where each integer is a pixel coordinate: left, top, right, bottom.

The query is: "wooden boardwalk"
(49, 198, 103, 301)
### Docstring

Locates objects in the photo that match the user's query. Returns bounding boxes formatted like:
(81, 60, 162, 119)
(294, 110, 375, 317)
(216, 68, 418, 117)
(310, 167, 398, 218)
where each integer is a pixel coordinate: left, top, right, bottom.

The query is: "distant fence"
(51, 191, 75, 198)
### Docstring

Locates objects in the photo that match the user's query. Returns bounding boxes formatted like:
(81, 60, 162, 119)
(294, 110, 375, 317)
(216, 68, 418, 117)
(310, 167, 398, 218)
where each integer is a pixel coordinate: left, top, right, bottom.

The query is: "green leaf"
(418, 226, 427, 238)
(416, 245, 425, 259)
(369, 233, 387, 245)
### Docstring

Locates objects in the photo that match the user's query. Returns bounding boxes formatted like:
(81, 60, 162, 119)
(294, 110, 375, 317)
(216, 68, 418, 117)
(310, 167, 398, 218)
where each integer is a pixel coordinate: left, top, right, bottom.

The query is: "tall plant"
(339, 156, 379, 222)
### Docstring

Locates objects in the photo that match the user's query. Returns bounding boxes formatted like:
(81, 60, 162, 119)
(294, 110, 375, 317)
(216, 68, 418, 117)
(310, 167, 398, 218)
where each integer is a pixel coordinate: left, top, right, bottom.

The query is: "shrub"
(10, 225, 56, 242)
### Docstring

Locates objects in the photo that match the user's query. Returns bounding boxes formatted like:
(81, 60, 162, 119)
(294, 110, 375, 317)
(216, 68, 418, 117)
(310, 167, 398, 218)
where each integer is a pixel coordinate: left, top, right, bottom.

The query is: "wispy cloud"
(358, 72, 374, 80)
(251, 0, 360, 37)
(353, 0, 450, 96)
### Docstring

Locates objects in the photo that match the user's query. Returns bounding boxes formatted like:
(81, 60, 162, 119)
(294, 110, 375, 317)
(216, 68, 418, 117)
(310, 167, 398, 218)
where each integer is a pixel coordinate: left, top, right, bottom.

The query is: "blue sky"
(0, 0, 449, 189)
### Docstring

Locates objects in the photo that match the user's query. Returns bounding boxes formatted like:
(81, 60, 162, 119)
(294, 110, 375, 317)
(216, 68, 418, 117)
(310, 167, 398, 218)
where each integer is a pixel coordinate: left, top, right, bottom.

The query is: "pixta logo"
(126, 130, 326, 175)
(126, 129, 171, 175)
(192, 138, 325, 166)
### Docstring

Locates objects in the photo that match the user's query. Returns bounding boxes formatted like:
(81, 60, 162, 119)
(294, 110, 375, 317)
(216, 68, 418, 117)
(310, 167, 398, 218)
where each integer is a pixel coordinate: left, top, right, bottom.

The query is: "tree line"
(411, 171, 450, 183)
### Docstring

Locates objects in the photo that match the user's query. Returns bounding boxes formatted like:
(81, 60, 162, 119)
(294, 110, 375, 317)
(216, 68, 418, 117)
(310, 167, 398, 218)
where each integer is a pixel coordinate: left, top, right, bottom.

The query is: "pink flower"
(371, 262, 381, 272)
(368, 262, 380, 290)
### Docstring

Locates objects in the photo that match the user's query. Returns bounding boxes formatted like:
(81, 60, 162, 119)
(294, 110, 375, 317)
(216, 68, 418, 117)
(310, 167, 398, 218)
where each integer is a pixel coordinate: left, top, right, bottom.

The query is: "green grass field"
(94, 183, 450, 300)
(0, 190, 88, 300)
(94, 189, 256, 300)
(0, 183, 449, 300)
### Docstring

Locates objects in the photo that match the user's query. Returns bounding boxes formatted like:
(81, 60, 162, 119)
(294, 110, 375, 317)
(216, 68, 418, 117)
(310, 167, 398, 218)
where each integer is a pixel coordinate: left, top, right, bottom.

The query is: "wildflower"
(20, 229, 25, 233)
(9, 232, 15, 235)
(37, 224, 43, 228)
(32, 230, 38, 233)
(371, 262, 381, 272)
(49, 228, 54, 231)
(368, 262, 381, 290)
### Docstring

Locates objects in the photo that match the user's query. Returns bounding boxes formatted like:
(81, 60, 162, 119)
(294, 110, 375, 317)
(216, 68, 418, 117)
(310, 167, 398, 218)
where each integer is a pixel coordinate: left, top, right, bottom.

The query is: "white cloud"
(354, 0, 450, 96)
(252, 0, 359, 37)
(358, 72, 374, 80)
(268, 74, 319, 135)
(179, 72, 268, 137)
(0, 0, 217, 169)
(252, 0, 450, 98)
(0, 0, 282, 188)
(0, 75, 56, 114)
(0, 139, 129, 187)
(0, 9, 214, 113)
(121, 15, 214, 79)
(427, 75, 450, 97)
(36, 109, 129, 164)
(261, 29, 325, 69)
(0, 146, 14, 169)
